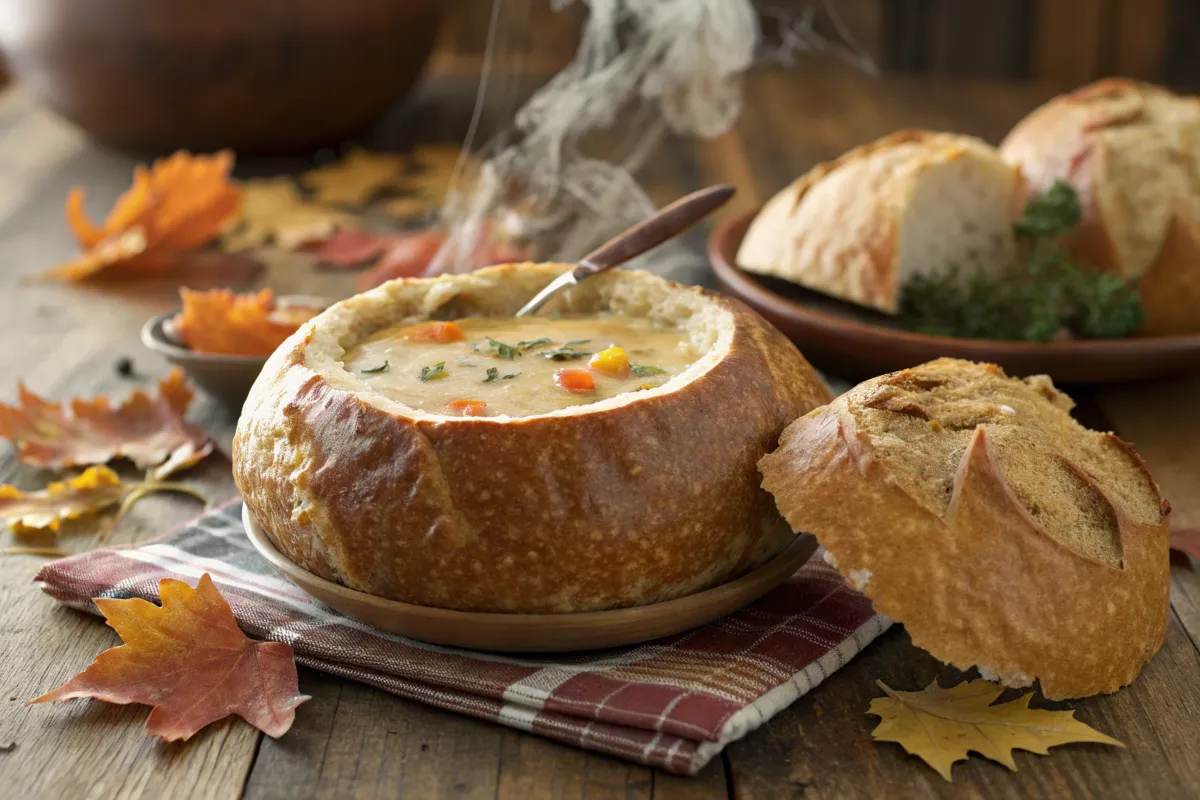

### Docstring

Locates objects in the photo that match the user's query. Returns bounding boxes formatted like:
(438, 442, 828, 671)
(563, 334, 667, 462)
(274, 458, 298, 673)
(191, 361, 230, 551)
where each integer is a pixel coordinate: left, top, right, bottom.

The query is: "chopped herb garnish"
(539, 341, 593, 361)
(516, 337, 552, 351)
(565, 339, 591, 346)
(362, 361, 389, 374)
(483, 367, 521, 382)
(631, 364, 667, 378)
(476, 337, 517, 359)
(419, 362, 447, 382)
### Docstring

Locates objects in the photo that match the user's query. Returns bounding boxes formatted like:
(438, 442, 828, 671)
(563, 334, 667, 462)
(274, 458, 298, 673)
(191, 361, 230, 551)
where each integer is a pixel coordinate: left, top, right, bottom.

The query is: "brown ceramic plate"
(243, 505, 818, 653)
(708, 210, 1200, 383)
(141, 295, 329, 407)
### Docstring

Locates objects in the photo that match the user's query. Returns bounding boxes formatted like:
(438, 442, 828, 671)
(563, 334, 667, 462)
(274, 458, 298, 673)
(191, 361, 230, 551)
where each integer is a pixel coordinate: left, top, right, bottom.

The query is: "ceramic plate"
(243, 505, 818, 653)
(708, 210, 1200, 383)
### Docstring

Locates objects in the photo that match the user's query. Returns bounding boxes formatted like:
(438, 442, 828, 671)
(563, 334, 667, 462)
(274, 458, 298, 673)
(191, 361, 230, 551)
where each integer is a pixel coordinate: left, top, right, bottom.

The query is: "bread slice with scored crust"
(736, 131, 1021, 314)
(758, 358, 1170, 699)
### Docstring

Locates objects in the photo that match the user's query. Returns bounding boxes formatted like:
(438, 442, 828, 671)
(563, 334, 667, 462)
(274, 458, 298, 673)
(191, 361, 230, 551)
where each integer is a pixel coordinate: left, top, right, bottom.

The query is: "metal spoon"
(514, 184, 736, 317)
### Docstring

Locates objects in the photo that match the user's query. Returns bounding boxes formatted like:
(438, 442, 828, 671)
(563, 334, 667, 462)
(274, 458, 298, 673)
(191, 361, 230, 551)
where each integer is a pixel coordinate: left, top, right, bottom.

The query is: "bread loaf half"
(736, 131, 1021, 314)
(1000, 79, 1200, 335)
(758, 358, 1170, 699)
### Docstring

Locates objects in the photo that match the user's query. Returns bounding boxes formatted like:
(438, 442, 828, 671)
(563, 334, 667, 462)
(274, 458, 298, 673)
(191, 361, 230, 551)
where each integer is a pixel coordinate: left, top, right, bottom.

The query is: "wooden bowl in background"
(0, 0, 444, 153)
(708, 210, 1200, 384)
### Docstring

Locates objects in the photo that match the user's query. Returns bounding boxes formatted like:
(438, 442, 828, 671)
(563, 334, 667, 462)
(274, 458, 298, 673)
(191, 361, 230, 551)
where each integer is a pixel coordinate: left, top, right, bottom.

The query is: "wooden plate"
(708, 210, 1200, 383)
(243, 505, 819, 653)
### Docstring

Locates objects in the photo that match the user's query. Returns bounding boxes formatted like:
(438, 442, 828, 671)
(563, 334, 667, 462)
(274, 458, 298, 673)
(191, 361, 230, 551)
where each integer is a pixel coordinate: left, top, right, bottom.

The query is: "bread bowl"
(233, 262, 831, 613)
(736, 131, 1021, 314)
(999, 79, 1200, 335)
(758, 358, 1170, 699)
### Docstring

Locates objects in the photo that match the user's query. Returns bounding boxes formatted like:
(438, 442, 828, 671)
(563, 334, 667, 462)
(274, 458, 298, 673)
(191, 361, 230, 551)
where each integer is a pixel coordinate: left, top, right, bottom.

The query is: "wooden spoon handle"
(574, 184, 736, 278)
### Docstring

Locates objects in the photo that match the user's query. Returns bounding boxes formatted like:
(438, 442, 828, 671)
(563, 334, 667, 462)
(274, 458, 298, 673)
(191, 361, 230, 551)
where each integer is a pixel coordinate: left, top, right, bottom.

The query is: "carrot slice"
(400, 321, 465, 343)
(554, 368, 595, 393)
(588, 346, 630, 377)
(445, 399, 488, 416)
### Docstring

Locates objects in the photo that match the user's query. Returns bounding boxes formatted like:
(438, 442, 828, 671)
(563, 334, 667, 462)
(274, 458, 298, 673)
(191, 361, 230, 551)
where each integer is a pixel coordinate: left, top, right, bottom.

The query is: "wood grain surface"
(1, 61, 1198, 799)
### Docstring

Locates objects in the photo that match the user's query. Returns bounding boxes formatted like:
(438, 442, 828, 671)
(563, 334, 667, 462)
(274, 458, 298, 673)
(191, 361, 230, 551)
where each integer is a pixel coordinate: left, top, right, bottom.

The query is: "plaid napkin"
(34, 501, 889, 775)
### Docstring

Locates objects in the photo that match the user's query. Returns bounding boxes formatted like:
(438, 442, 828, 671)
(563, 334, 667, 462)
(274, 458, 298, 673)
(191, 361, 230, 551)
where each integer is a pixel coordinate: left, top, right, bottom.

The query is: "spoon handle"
(574, 183, 736, 278)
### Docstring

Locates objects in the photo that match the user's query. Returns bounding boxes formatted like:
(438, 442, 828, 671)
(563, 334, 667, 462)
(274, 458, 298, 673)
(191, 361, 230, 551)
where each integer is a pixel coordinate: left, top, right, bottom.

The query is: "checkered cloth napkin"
(34, 501, 890, 775)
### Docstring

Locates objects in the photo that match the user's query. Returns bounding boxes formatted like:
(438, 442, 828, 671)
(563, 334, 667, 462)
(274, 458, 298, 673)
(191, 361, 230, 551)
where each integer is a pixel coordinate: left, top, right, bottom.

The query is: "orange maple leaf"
(176, 288, 321, 357)
(0, 368, 213, 480)
(32, 573, 309, 740)
(44, 150, 242, 280)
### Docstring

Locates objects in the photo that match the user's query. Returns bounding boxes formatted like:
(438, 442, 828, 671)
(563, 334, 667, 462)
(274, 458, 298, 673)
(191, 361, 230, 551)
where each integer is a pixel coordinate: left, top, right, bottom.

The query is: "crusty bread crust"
(1000, 78, 1200, 335)
(735, 130, 1019, 314)
(759, 359, 1170, 699)
(234, 262, 832, 613)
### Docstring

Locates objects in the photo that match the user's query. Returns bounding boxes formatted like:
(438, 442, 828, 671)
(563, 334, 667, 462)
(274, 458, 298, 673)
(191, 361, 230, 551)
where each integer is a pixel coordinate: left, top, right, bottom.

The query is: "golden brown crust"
(1001, 79, 1200, 333)
(759, 359, 1170, 699)
(234, 263, 832, 613)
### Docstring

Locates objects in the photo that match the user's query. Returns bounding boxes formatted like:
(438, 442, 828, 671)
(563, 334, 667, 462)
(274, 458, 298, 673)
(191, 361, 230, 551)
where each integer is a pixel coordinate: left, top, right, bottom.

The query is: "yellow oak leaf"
(300, 148, 409, 206)
(222, 177, 358, 251)
(867, 679, 1123, 782)
(384, 146, 479, 220)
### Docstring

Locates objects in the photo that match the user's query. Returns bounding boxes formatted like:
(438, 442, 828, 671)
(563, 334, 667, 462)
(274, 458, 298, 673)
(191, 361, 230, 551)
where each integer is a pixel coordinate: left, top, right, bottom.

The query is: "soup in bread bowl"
(233, 262, 831, 613)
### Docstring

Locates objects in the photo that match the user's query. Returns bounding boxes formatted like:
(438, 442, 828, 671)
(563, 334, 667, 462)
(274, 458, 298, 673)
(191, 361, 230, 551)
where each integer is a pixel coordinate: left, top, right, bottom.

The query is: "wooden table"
(2, 61, 1200, 799)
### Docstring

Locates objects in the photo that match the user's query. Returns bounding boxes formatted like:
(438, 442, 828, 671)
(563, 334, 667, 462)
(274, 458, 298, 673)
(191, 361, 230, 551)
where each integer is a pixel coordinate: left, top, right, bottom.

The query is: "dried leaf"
(0, 369, 213, 479)
(384, 146, 480, 220)
(300, 148, 409, 206)
(3, 546, 68, 558)
(868, 679, 1123, 782)
(1170, 527, 1200, 562)
(31, 573, 309, 740)
(44, 151, 241, 280)
(309, 230, 409, 269)
(0, 465, 204, 539)
(0, 466, 126, 535)
(222, 177, 358, 251)
(355, 227, 530, 291)
(177, 288, 321, 357)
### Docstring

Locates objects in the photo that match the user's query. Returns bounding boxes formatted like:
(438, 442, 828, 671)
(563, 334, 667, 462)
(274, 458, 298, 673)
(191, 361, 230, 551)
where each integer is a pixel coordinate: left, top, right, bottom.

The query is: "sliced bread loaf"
(758, 358, 1170, 699)
(736, 131, 1021, 314)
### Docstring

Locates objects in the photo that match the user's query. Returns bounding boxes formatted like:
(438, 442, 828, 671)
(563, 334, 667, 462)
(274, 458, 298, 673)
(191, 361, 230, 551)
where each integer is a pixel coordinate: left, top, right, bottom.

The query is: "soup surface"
(343, 315, 699, 417)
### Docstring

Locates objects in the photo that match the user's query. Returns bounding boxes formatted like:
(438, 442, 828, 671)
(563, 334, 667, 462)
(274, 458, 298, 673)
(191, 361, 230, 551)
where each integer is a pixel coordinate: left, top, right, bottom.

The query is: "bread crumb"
(998, 404, 1016, 415)
(848, 567, 872, 590)
(823, 550, 839, 569)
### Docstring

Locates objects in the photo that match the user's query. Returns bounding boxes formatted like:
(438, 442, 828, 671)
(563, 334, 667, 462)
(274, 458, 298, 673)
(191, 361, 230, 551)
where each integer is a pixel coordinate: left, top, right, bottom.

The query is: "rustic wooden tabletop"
(1, 61, 1199, 799)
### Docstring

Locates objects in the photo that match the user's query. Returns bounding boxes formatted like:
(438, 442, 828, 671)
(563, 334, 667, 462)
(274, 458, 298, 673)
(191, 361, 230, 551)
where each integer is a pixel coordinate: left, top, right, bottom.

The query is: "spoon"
(515, 183, 736, 317)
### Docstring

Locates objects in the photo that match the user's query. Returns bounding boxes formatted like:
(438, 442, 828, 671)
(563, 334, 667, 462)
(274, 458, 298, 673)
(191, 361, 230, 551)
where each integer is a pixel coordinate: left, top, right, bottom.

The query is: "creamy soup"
(343, 315, 699, 417)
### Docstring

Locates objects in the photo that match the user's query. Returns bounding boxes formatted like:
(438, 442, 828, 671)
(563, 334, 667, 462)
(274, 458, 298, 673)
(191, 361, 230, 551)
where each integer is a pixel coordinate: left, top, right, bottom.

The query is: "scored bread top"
(759, 358, 1170, 699)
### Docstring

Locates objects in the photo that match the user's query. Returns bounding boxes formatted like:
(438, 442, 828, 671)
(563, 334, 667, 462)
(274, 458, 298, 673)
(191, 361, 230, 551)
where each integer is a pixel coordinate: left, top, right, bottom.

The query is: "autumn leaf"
(176, 288, 321, 357)
(222, 177, 358, 251)
(43, 151, 241, 280)
(31, 573, 309, 740)
(309, 230, 411, 269)
(0, 369, 213, 480)
(1170, 527, 1200, 562)
(384, 145, 480, 220)
(867, 679, 1123, 781)
(0, 465, 202, 538)
(300, 148, 409, 206)
(355, 227, 530, 291)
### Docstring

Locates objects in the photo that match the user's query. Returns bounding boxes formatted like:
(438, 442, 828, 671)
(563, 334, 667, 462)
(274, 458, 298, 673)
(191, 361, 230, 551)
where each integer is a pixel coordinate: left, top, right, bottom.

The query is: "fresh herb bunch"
(900, 180, 1144, 341)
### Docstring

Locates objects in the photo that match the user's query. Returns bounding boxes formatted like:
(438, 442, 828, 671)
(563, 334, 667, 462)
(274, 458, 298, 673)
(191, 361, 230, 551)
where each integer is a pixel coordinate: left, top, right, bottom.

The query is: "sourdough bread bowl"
(736, 130, 1021, 314)
(759, 358, 1170, 699)
(233, 262, 831, 613)
(1000, 79, 1200, 335)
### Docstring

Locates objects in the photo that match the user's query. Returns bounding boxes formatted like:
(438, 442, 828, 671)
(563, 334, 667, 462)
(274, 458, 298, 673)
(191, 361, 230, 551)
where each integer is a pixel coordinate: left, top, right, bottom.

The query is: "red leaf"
(1170, 527, 1200, 562)
(310, 230, 399, 268)
(32, 574, 308, 740)
(355, 230, 449, 290)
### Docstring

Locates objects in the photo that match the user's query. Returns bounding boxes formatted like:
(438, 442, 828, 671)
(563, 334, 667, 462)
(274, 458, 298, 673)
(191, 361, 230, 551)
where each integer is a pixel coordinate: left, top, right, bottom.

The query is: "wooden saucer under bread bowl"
(710, 211, 1200, 383)
(243, 505, 818, 652)
(234, 262, 832, 629)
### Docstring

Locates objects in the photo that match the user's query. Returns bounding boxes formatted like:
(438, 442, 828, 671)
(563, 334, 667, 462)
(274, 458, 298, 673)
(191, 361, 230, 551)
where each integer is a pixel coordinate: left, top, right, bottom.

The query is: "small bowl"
(141, 295, 329, 406)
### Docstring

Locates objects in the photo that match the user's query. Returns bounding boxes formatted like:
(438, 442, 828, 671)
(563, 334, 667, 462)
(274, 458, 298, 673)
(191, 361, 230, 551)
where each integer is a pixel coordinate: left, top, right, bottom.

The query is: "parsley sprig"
(899, 180, 1144, 341)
